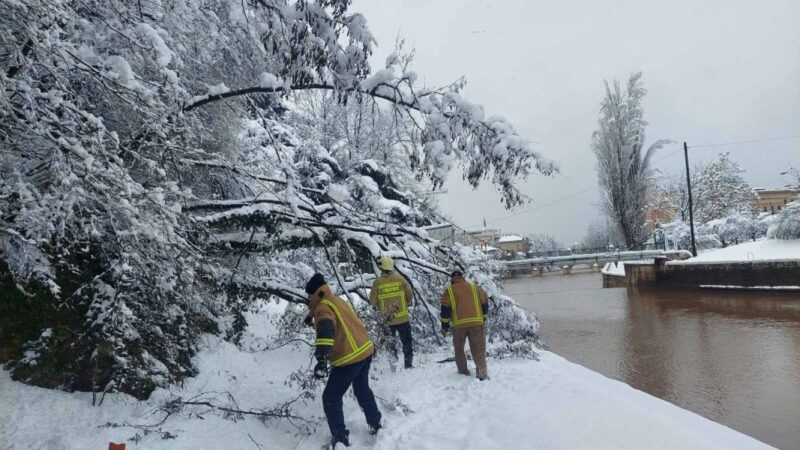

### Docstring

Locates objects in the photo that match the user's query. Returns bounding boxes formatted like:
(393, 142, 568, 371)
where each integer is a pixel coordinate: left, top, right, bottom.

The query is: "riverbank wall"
(625, 257, 800, 290)
(602, 272, 627, 288)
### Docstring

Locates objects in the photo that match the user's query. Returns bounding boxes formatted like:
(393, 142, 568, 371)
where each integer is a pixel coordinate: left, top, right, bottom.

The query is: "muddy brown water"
(505, 271, 800, 450)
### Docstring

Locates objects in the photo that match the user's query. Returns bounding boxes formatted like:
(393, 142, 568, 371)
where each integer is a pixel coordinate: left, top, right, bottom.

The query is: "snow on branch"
(182, 57, 557, 208)
(0, 0, 544, 402)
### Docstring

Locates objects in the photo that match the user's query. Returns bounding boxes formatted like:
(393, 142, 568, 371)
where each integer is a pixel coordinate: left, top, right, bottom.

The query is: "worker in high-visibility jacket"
(439, 270, 490, 380)
(369, 255, 414, 368)
(305, 273, 382, 448)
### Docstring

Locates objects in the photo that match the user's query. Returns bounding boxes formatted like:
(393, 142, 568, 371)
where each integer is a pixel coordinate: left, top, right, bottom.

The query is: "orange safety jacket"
(309, 284, 374, 367)
(440, 276, 489, 329)
(369, 272, 413, 326)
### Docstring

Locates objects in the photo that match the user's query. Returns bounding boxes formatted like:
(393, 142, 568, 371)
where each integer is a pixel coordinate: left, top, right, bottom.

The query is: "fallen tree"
(1, 0, 550, 399)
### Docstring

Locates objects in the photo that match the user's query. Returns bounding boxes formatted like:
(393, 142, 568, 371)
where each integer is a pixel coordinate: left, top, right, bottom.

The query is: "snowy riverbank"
(670, 239, 800, 264)
(0, 304, 772, 450)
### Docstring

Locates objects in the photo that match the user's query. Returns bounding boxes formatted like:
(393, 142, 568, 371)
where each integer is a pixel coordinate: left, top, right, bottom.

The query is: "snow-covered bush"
(706, 211, 762, 247)
(757, 212, 776, 236)
(767, 195, 800, 240)
(581, 220, 625, 250)
(663, 210, 768, 251)
(662, 220, 721, 251)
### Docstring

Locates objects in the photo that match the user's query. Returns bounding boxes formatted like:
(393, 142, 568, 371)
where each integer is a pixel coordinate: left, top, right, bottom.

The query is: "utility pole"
(683, 141, 697, 257)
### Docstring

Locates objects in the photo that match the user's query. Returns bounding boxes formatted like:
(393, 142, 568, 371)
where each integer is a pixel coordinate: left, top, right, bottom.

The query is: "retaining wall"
(625, 258, 800, 290)
(602, 273, 627, 288)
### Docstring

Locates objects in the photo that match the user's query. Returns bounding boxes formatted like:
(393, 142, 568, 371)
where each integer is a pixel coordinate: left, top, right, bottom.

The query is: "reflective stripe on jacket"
(440, 276, 489, 329)
(369, 272, 413, 326)
(311, 285, 374, 366)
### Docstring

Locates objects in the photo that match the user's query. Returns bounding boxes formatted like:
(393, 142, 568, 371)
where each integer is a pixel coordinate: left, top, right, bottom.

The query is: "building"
(464, 228, 500, 248)
(753, 188, 799, 215)
(423, 223, 463, 247)
(497, 234, 528, 255)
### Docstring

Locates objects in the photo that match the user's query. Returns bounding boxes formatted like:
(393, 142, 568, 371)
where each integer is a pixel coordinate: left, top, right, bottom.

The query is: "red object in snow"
(109, 443, 126, 450)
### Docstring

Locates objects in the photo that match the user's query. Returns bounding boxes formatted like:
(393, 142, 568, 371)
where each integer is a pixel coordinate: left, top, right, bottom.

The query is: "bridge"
(499, 249, 693, 277)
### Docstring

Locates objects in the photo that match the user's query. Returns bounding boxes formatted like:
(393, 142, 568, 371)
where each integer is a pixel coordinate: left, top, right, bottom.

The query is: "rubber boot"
(331, 431, 350, 448)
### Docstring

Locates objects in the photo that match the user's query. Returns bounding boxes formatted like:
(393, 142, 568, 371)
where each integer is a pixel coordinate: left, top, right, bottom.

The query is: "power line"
(479, 144, 687, 227)
(472, 134, 799, 229)
(652, 148, 683, 163)
(687, 135, 800, 149)
(481, 187, 596, 226)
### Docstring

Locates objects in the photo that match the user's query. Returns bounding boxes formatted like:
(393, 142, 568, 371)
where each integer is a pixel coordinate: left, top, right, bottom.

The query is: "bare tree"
(580, 220, 623, 250)
(656, 162, 706, 223)
(781, 167, 800, 189)
(525, 233, 563, 253)
(592, 72, 670, 248)
(657, 172, 689, 222)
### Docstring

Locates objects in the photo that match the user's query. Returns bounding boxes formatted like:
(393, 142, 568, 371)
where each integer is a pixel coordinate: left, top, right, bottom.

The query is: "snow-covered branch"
(0, 0, 545, 400)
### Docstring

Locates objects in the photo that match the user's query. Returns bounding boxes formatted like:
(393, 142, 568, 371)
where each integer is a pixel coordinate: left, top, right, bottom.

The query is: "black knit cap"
(450, 270, 464, 278)
(305, 273, 326, 295)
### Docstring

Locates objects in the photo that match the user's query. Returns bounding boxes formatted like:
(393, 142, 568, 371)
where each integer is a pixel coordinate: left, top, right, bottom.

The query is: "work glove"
(313, 360, 329, 379)
(303, 315, 314, 327)
(440, 323, 450, 337)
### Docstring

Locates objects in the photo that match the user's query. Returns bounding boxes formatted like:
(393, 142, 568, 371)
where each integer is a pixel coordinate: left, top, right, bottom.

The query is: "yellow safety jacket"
(310, 285, 374, 367)
(369, 272, 413, 326)
(440, 276, 488, 329)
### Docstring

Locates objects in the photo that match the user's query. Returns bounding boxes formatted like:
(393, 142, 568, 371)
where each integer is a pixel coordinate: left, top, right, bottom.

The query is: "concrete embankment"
(602, 272, 627, 288)
(625, 257, 800, 290)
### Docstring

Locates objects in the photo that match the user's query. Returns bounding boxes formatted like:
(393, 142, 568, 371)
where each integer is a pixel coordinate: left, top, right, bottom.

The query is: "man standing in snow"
(440, 270, 490, 380)
(369, 255, 415, 368)
(305, 273, 382, 448)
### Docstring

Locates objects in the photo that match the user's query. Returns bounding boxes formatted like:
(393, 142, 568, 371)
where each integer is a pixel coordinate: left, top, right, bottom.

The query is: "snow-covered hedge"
(662, 209, 776, 251)
(767, 195, 800, 240)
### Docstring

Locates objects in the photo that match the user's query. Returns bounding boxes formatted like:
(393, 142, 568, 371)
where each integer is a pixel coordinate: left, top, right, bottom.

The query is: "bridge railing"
(496, 247, 630, 261)
(500, 249, 692, 268)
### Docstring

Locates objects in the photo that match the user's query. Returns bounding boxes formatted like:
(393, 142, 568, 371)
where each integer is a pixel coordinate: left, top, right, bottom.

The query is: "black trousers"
(322, 355, 382, 440)
(388, 322, 413, 367)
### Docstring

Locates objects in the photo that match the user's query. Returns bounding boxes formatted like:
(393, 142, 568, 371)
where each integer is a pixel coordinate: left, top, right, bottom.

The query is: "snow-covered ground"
(0, 303, 772, 450)
(670, 239, 800, 264)
(601, 261, 626, 276)
(600, 260, 652, 276)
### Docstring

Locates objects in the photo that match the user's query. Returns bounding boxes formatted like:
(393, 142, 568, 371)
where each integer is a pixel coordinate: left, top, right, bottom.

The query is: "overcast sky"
(352, 0, 800, 244)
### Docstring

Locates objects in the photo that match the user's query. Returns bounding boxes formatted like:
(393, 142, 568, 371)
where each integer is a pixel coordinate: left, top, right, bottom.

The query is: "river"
(505, 270, 800, 450)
